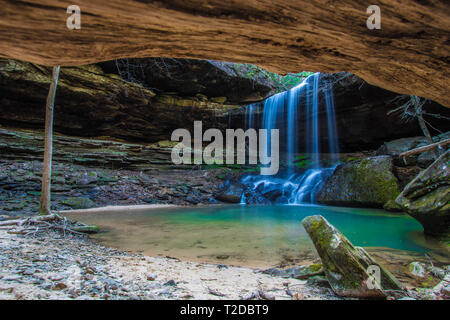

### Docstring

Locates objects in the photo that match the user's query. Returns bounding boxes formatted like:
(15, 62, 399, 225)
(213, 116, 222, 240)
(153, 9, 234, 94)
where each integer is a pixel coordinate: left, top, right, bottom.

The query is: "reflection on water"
(66, 205, 449, 268)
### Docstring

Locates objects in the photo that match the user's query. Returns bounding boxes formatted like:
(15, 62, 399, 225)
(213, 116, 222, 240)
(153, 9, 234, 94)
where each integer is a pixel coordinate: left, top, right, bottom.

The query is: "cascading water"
(239, 72, 339, 205)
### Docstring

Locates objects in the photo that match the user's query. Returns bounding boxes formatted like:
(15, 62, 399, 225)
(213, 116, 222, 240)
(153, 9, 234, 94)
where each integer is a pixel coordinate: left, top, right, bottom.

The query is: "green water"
(67, 205, 447, 267)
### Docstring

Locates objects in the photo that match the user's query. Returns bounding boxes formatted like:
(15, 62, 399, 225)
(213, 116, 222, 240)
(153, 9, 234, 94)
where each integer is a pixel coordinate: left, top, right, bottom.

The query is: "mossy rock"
(211, 96, 227, 103)
(316, 156, 401, 208)
(302, 215, 404, 298)
(395, 151, 450, 238)
(60, 197, 95, 209)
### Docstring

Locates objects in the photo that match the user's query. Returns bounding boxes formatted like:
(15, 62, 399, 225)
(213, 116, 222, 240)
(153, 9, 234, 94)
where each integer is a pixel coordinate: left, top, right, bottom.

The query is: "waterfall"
(239, 72, 339, 205)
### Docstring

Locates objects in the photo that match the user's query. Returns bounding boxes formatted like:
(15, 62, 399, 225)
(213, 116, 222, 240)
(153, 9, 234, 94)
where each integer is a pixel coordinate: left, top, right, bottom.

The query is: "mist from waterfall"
(239, 72, 340, 205)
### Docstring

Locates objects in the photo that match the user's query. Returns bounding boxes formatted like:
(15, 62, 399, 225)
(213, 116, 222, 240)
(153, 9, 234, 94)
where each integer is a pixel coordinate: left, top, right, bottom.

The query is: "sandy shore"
(0, 229, 340, 300)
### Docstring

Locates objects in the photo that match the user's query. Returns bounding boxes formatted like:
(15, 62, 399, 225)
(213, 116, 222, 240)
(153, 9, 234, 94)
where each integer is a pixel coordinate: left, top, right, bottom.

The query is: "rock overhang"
(0, 0, 449, 106)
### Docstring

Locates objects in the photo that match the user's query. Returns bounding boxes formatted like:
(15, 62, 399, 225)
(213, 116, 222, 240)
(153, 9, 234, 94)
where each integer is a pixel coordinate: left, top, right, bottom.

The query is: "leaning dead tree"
(39, 66, 60, 216)
(399, 138, 450, 160)
(388, 95, 444, 160)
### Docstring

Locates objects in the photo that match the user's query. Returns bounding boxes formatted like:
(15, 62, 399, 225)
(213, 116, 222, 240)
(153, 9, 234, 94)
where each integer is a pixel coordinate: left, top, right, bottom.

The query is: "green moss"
(60, 197, 94, 209)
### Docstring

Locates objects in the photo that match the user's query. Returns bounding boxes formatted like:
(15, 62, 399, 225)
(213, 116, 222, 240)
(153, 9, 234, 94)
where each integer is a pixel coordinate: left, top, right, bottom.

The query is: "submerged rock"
(395, 151, 450, 238)
(316, 156, 401, 208)
(302, 215, 404, 298)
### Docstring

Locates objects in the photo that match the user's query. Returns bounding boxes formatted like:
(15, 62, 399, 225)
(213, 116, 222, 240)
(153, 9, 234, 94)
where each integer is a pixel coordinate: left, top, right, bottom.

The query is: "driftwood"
(399, 138, 450, 159)
(207, 287, 226, 297)
(243, 289, 275, 300)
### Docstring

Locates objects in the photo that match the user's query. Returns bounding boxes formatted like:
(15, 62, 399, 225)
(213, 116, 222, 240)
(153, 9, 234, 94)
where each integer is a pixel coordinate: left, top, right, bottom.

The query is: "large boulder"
(302, 215, 404, 298)
(316, 156, 401, 208)
(395, 151, 450, 238)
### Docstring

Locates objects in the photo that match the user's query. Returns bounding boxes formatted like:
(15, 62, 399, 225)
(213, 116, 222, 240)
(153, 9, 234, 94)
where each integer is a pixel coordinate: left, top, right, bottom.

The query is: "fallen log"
(71, 225, 100, 234)
(399, 138, 450, 159)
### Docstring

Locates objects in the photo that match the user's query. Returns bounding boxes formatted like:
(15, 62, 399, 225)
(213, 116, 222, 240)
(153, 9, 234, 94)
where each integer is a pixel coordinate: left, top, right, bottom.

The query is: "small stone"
(442, 285, 450, 297)
(185, 196, 199, 205)
(408, 262, 426, 278)
(3, 275, 22, 282)
(40, 282, 52, 290)
(20, 268, 36, 276)
(164, 280, 176, 286)
(49, 275, 65, 281)
(147, 274, 157, 281)
(53, 282, 67, 290)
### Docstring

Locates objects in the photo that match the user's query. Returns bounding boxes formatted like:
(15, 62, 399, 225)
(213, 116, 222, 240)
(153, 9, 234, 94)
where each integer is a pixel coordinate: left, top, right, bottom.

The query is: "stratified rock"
(316, 156, 401, 208)
(395, 151, 450, 238)
(215, 183, 244, 203)
(2, 59, 448, 152)
(98, 59, 276, 103)
(0, 59, 237, 143)
(60, 197, 95, 210)
(302, 215, 404, 298)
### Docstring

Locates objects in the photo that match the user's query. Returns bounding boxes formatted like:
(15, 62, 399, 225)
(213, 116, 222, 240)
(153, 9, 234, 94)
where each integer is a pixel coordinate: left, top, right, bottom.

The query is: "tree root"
(0, 213, 99, 236)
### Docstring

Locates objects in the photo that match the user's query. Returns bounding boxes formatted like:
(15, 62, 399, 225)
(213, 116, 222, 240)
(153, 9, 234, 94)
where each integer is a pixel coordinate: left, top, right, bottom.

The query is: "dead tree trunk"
(412, 96, 439, 159)
(39, 66, 60, 215)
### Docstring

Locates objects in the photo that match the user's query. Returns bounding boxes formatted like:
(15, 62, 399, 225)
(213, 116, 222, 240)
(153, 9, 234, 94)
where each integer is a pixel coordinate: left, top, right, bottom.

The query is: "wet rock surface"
(214, 182, 244, 203)
(0, 129, 238, 216)
(395, 151, 450, 238)
(0, 157, 227, 216)
(228, 73, 449, 153)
